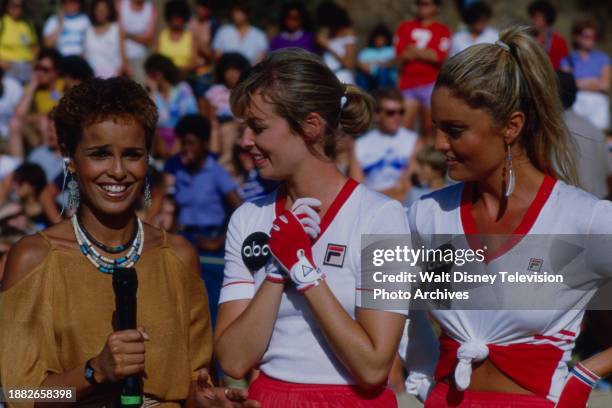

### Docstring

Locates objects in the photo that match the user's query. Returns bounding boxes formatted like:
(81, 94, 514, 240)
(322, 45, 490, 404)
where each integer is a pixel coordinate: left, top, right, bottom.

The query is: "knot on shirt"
(454, 339, 489, 391)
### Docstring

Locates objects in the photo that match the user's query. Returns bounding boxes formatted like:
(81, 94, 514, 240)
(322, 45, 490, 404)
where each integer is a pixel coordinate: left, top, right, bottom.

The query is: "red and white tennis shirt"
(406, 175, 612, 402)
(220, 178, 410, 384)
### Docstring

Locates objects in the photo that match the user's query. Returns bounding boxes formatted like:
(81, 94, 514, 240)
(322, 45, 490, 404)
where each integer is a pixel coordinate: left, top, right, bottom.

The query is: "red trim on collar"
(460, 175, 557, 262)
(273, 179, 359, 243)
(315, 178, 359, 244)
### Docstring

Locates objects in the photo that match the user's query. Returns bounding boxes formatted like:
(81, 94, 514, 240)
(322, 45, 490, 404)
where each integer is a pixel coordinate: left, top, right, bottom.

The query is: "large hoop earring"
(504, 144, 515, 197)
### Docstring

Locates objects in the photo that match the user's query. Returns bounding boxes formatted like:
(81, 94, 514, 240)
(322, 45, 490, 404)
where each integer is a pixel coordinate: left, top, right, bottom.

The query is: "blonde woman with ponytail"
(403, 27, 612, 407)
(214, 48, 409, 407)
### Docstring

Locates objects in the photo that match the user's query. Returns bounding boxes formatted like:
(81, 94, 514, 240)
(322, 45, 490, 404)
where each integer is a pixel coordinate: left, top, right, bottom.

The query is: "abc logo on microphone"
(242, 232, 271, 272)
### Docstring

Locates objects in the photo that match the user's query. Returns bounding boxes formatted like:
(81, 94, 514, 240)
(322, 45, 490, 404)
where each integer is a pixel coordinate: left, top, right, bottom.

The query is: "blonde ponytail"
(435, 26, 578, 186)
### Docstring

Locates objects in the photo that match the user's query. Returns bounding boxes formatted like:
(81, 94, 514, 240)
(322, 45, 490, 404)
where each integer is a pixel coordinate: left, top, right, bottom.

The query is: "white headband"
(495, 40, 511, 52)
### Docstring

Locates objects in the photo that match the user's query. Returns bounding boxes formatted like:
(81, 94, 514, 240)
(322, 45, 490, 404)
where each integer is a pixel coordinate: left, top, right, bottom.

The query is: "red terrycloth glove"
(555, 363, 600, 408)
(268, 209, 325, 292)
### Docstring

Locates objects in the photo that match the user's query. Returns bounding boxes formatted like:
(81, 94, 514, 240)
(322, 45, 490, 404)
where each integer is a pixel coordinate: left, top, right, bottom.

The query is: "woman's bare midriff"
(442, 359, 535, 394)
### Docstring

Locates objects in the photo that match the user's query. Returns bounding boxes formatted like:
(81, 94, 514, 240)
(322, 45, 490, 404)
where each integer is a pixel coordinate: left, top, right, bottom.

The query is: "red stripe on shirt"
(222, 280, 255, 288)
(533, 334, 571, 343)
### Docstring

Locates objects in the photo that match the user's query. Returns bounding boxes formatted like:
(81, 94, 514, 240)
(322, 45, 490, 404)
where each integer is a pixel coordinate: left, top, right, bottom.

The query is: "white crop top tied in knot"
(454, 339, 489, 390)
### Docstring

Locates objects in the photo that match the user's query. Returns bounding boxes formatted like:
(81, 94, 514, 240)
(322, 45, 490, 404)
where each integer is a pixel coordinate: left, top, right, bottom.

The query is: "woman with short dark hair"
(0, 76, 258, 408)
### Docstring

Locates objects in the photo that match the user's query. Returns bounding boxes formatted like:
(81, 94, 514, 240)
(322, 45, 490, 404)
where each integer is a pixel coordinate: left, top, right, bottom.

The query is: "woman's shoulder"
(144, 222, 198, 271)
(165, 233, 199, 267)
(2, 232, 53, 291)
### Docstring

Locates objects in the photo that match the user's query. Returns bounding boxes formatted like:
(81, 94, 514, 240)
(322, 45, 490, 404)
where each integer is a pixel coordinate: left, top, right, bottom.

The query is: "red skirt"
(248, 372, 397, 407)
(425, 382, 555, 408)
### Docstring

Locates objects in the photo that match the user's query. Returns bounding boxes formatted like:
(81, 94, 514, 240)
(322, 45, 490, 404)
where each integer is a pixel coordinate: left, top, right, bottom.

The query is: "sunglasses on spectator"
(35, 65, 53, 73)
(382, 108, 405, 117)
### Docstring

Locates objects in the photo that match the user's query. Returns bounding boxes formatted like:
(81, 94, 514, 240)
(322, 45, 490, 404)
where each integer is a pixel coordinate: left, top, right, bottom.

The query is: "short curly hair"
(53, 77, 158, 157)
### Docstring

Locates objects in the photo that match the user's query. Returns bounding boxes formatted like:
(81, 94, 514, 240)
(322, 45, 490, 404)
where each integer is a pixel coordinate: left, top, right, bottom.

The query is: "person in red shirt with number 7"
(214, 48, 410, 407)
(394, 0, 450, 142)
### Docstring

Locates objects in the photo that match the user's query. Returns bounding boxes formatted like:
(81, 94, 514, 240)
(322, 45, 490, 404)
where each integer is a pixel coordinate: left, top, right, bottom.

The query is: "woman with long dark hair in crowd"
(404, 26, 612, 407)
(214, 48, 409, 407)
(0, 77, 257, 407)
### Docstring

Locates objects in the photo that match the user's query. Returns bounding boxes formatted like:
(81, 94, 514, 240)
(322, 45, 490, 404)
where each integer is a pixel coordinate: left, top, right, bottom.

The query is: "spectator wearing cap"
(528, 0, 568, 70)
(270, 2, 315, 53)
(9, 48, 64, 156)
(0, 0, 38, 84)
(450, 1, 498, 56)
(212, 0, 268, 65)
(561, 18, 610, 130)
(42, 0, 90, 56)
(156, 0, 196, 72)
(118, 0, 158, 84)
(557, 70, 609, 198)
(84, 0, 127, 78)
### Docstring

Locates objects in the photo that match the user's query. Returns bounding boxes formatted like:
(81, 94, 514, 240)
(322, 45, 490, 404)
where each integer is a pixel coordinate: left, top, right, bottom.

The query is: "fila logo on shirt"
(528, 258, 543, 272)
(324, 244, 347, 268)
(242, 232, 271, 272)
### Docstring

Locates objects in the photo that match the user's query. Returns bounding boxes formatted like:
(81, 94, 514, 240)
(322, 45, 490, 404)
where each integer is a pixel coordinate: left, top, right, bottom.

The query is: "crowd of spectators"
(0, 0, 609, 346)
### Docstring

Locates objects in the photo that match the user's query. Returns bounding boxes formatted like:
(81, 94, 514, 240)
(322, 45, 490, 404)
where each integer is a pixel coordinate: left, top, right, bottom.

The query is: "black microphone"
(112, 267, 142, 408)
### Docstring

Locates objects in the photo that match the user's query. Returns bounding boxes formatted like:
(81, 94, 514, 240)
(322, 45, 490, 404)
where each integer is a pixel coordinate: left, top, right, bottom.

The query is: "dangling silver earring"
(505, 144, 515, 197)
(144, 178, 152, 208)
(67, 173, 80, 213)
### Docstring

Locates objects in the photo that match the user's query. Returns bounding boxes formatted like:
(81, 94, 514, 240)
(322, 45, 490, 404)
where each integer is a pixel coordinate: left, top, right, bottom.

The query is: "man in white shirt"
(352, 88, 419, 201)
(450, 2, 499, 56)
(212, 1, 268, 65)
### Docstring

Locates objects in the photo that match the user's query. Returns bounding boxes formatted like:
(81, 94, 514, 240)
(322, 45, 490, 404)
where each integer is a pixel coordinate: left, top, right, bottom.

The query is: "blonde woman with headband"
(214, 48, 410, 407)
(403, 27, 612, 407)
